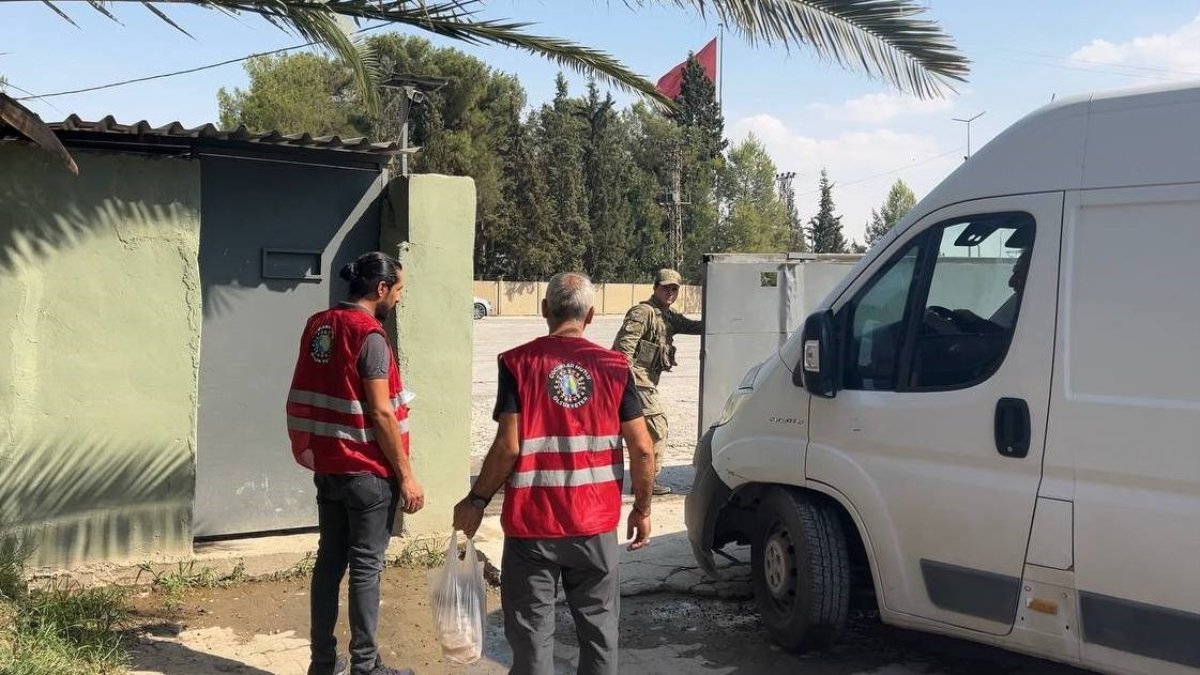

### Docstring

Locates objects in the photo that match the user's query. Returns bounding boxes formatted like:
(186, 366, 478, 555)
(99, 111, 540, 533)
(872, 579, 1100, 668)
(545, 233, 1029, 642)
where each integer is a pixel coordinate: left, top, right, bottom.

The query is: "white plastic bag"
(427, 532, 486, 664)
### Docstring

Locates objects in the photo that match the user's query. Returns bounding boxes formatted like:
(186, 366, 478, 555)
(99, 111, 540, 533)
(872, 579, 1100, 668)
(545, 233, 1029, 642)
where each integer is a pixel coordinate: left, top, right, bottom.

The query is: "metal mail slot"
(261, 248, 322, 281)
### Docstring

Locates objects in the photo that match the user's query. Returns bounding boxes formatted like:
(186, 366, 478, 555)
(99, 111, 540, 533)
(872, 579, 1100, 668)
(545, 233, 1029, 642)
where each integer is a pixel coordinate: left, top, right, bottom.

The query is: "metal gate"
(194, 154, 385, 537)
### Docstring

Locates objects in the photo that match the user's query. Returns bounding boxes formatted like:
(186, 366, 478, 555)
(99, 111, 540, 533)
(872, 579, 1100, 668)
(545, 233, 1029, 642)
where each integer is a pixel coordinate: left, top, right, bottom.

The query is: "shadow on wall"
(0, 146, 382, 322)
(0, 182, 192, 276)
(0, 435, 192, 566)
(197, 157, 386, 321)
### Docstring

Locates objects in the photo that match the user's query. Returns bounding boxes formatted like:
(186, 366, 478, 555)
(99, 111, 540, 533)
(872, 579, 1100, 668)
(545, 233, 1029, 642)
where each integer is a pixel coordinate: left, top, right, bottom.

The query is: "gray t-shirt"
(338, 302, 391, 380)
(358, 333, 390, 380)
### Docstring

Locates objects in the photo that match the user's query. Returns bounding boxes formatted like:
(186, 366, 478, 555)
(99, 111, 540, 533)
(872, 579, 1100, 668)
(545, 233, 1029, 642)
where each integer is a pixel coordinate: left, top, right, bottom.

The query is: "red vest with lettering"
(286, 307, 410, 478)
(500, 335, 630, 538)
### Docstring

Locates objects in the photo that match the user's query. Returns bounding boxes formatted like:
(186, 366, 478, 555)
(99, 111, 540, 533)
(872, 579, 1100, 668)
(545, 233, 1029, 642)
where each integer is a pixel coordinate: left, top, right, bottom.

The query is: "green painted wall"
(382, 174, 475, 535)
(0, 145, 201, 566)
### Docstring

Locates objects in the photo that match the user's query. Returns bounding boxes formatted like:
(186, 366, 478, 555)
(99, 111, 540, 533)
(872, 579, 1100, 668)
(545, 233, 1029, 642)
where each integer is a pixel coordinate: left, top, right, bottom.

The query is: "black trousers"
(309, 472, 399, 675)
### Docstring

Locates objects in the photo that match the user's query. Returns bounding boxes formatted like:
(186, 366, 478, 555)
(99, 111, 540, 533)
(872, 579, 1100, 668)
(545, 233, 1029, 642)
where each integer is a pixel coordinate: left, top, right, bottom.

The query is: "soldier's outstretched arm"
(673, 312, 704, 335)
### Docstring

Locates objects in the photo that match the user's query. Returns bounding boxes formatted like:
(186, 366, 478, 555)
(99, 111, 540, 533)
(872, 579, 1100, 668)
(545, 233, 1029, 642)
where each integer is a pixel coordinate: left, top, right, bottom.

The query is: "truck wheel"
(751, 488, 850, 651)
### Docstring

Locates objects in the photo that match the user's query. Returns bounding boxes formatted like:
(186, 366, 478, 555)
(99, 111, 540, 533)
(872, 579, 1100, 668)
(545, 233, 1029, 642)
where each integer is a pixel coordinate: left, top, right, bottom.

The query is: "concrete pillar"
(381, 174, 476, 536)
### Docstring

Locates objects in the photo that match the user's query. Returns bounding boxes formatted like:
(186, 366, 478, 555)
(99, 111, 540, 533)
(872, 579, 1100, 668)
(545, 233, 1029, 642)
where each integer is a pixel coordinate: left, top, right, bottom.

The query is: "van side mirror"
(795, 310, 839, 398)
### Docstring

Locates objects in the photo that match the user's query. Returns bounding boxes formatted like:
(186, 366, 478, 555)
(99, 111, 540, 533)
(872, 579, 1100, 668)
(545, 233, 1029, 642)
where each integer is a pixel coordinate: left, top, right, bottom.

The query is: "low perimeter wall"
(473, 281, 701, 317)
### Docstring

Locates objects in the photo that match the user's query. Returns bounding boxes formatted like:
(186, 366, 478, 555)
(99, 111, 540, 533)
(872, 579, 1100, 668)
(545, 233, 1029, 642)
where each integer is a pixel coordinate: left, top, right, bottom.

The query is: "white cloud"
(731, 114, 961, 244)
(1070, 13, 1200, 78)
(811, 92, 954, 125)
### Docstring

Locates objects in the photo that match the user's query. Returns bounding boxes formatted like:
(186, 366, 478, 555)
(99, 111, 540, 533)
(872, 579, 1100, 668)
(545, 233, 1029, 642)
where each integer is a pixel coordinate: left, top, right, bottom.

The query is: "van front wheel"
(751, 488, 850, 652)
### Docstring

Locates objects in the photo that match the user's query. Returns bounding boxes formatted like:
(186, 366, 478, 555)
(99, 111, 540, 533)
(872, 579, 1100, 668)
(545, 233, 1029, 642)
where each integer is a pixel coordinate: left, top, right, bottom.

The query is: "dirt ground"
(124, 568, 1087, 675)
(120, 314, 1092, 675)
(126, 566, 501, 675)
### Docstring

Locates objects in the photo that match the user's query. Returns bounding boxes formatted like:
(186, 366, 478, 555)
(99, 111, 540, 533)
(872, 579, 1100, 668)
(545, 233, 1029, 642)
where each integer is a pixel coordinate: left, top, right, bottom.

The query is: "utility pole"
(952, 111, 986, 161)
(718, 22, 725, 113)
(668, 144, 688, 269)
(380, 74, 449, 175)
(775, 171, 799, 251)
(656, 141, 690, 270)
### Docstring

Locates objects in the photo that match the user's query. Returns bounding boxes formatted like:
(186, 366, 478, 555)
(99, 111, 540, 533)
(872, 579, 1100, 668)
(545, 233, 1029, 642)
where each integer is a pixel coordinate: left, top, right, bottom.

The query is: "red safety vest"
(500, 335, 630, 539)
(286, 306, 410, 478)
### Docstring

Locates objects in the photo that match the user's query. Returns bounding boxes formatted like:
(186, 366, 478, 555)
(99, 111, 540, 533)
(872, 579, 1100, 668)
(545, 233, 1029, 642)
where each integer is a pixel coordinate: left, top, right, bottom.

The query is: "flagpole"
(718, 23, 725, 112)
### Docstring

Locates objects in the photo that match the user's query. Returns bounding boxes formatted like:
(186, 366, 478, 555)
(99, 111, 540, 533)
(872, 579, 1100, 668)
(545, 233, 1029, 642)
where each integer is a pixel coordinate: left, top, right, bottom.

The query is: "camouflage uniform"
(612, 279, 703, 479)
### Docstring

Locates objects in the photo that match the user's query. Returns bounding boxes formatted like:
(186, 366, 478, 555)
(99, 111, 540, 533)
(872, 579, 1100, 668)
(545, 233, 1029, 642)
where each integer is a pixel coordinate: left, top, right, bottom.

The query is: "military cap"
(654, 269, 683, 286)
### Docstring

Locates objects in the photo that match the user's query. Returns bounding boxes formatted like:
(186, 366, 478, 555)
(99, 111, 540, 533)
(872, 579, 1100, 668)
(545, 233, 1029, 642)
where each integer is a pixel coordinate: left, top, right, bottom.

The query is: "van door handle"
(994, 398, 1031, 458)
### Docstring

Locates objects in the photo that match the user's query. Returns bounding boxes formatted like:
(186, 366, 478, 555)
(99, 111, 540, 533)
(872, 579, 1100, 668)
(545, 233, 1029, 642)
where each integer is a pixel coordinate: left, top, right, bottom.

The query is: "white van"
(686, 81, 1200, 675)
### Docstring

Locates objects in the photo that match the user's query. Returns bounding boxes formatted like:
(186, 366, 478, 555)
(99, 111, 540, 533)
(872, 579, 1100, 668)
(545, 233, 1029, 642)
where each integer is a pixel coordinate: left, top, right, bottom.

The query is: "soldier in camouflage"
(612, 269, 703, 495)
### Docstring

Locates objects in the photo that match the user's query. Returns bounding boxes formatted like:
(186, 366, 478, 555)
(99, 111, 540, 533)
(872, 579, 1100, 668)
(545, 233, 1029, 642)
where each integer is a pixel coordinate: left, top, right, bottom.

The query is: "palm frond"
(39, 0, 80, 27)
(208, 0, 672, 109)
(54, 0, 669, 110)
(382, 13, 673, 109)
(633, 0, 970, 98)
(86, 0, 123, 23)
(244, 4, 382, 115)
(140, 1, 195, 37)
(0, 93, 78, 175)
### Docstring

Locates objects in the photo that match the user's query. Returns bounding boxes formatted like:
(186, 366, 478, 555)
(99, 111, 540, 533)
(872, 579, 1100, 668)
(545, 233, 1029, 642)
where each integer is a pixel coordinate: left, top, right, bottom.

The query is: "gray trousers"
(501, 532, 619, 675)
(310, 473, 399, 675)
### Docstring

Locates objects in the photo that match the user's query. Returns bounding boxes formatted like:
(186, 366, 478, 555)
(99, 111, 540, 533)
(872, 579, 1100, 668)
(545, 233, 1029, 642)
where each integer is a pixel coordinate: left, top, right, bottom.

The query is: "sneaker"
(652, 483, 673, 496)
(366, 662, 415, 675)
(308, 655, 348, 675)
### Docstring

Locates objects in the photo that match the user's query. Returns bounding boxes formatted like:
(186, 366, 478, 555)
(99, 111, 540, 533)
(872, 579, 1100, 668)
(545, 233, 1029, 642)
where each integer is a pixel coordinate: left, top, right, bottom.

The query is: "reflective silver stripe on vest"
(520, 435, 622, 454)
(508, 462, 623, 489)
(288, 389, 364, 414)
(286, 416, 375, 443)
(290, 389, 408, 415)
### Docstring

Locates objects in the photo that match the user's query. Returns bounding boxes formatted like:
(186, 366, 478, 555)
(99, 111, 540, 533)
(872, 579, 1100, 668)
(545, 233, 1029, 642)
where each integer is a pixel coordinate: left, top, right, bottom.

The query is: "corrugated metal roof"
(1, 114, 407, 160)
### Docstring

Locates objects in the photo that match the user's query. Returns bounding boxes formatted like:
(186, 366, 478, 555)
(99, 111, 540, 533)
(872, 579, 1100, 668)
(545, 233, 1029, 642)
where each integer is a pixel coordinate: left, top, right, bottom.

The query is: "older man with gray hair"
(453, 272, 655, 675)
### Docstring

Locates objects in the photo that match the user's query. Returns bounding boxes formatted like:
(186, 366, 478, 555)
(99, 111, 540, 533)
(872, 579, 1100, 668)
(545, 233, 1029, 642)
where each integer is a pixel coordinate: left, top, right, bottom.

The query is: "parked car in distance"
(473, 297, 492, 320)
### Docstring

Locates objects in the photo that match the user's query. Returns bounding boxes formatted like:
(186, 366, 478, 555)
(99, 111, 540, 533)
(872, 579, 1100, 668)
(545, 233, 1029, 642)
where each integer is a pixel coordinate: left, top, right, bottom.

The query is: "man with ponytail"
(287, 251, 423, 675)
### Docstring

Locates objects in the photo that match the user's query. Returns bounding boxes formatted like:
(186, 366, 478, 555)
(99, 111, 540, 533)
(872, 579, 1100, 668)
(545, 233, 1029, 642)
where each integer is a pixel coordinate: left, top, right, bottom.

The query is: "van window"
(843, 243, 922, 391)
(840, 212, 1035, 392)
(910, 215, 1034, 389)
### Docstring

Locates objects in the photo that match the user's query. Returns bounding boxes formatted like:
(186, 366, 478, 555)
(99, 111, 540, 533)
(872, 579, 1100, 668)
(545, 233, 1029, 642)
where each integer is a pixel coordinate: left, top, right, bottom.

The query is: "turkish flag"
(656, 38, 718, 100)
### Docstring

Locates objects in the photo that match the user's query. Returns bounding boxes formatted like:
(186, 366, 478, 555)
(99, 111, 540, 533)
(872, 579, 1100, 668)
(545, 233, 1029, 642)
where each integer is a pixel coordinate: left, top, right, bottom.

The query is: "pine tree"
(719, 134, 790, 252)
(866, 178, 917, 246)
(536, 74, 590, 271)
(625, 104, 675, 277)
(499, 107, 558, 279)
(672, 55, 724, 280)
(807, 169, 849, 254)
(581, 80, 636, 282)
(676, 55, 726, 160)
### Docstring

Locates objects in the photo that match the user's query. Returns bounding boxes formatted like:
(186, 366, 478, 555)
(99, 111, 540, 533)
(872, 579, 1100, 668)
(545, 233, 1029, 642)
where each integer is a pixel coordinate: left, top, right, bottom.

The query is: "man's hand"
(400, 477, 425, 514)
(626, 508, 651, 551)
(453, 498, 485, 538)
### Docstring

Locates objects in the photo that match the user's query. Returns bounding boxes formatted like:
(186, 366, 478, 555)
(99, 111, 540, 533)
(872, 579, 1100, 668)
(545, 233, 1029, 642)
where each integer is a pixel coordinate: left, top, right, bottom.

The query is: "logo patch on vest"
(310, 325, 334, 364)
(548, 363, 594, 409)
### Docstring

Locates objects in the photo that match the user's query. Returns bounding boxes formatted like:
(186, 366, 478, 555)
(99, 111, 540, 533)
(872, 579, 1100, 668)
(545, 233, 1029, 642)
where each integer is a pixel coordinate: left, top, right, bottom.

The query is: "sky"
(4, 1, 1200, 243)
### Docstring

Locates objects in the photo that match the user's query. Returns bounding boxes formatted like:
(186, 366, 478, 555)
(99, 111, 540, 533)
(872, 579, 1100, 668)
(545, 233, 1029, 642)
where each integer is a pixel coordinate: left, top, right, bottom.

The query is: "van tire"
(751, 488, 850, 652)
